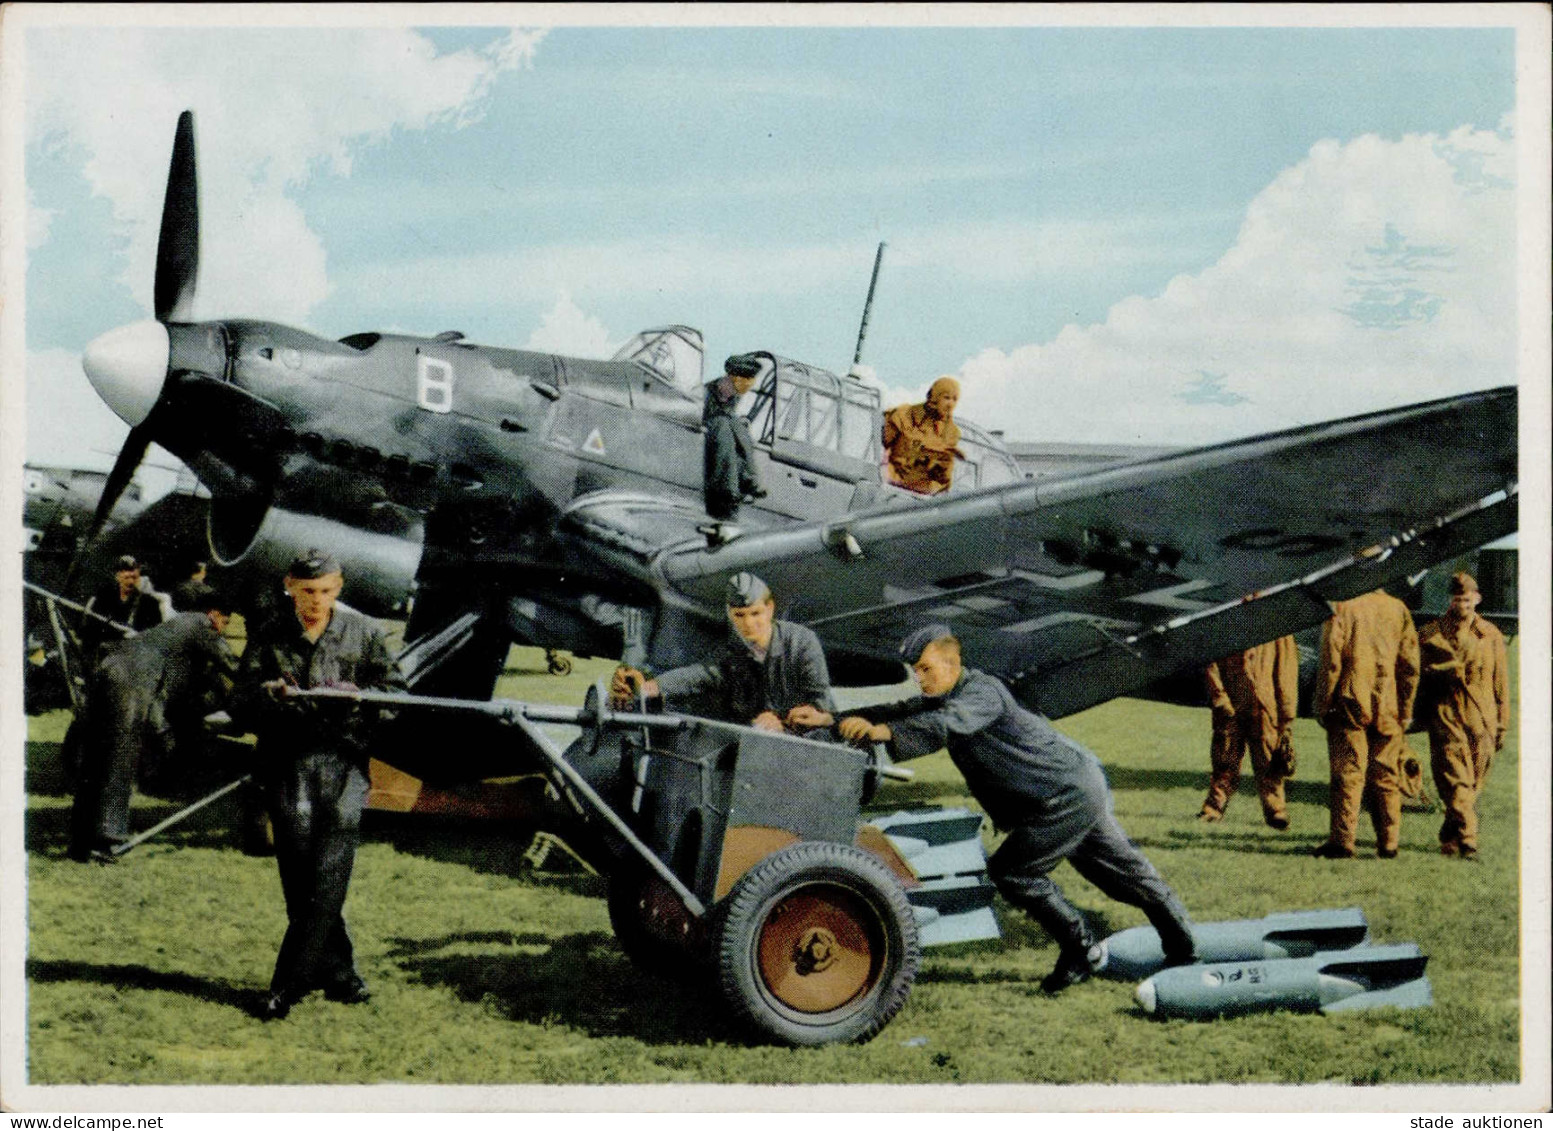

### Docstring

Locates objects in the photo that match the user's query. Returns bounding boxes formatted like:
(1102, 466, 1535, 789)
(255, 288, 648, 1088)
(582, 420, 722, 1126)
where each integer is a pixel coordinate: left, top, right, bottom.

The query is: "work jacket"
(1417, 613, 1510, 747)
(882, 402, 962, 494)
(1313, 590, 1420, 734)
(93, 610, 237, 733)
(1206, 636, 1299, 728)
(655, 620, 833, 725)
(857, 668, 1103, 829)
(232, 603, 406, 767)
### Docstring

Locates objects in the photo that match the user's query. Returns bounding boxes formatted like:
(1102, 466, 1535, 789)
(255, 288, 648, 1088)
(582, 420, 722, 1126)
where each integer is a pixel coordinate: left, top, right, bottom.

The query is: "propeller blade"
(62, 418, 157, 592)
(154, 110, 200, 323)
(86, 420, 155, 547)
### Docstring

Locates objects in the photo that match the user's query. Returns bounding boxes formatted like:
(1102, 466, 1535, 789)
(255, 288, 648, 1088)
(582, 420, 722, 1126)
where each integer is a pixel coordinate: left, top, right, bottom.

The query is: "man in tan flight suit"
(1197, 636, 1299, 830)
(882, 376, 964, 495)
(1311, 589, 1419, 859)
(1417, 572, 1509, 860)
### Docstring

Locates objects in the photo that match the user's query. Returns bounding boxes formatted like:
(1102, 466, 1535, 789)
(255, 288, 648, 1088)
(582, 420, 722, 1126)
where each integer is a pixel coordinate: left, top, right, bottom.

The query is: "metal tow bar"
(290, 687, 718, 917)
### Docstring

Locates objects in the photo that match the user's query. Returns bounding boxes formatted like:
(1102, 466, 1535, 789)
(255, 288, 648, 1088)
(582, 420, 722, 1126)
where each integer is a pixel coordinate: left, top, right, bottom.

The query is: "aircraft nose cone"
(1135, 976, 1158, 1014)
(82, 320, 170, 426)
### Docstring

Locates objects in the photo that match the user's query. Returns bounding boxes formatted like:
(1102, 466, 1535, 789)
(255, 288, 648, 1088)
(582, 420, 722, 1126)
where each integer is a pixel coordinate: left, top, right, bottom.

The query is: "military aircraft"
(69, 110, 1518, 783)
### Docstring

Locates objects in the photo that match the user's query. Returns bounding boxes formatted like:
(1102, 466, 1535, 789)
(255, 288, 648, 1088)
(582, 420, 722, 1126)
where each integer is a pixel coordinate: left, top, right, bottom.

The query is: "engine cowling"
(208, 496, 424, 617)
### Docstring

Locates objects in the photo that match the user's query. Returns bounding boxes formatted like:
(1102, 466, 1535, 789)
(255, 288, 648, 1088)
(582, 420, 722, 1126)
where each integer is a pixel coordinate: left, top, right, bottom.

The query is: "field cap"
(725, 572, 771, 608)
(287, 549, 342, 580)
(899, 623, 955, 664)
(724, 353, 763, 378)
(1448, 572, 1479, 596)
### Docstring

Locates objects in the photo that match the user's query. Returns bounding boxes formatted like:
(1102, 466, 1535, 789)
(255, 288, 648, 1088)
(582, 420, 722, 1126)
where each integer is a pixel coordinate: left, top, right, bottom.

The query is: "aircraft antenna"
(849, 241, 887, 377)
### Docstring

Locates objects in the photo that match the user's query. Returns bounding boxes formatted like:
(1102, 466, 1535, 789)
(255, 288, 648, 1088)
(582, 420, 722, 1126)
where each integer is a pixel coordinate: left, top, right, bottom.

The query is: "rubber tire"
(712, 840, 919, 1047)
(607, 872, 706, 981)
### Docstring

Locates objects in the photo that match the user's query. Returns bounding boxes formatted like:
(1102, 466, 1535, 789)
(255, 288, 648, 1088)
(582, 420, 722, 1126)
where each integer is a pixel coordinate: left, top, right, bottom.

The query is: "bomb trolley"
(293, 684, 998, 1046)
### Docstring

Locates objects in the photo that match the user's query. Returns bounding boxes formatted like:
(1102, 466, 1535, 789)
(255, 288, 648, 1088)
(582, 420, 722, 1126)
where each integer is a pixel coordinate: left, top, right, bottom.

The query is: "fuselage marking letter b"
(418, 355, 455, 414)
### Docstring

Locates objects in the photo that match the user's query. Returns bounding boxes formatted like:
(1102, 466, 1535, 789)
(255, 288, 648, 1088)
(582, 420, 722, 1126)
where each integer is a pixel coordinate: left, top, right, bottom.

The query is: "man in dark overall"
(700, 352, 769, 546)
(838, 625, 1198, 993)
(79, 554, 166, 668)
(231, 551, 405, 1020)
(609, 572, 834, 735)
(67, 583, 237, 862)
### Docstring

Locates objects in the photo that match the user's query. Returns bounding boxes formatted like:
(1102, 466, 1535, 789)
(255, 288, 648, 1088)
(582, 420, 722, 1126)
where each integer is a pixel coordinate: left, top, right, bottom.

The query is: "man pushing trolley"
(838, 623, 1198, 994)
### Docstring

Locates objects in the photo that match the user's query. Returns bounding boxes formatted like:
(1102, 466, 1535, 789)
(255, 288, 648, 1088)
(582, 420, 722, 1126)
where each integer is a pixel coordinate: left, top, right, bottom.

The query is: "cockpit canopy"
(742, 355, 1023, 492)
(611, 325, 705, 396)
(746, 356, 883, 477)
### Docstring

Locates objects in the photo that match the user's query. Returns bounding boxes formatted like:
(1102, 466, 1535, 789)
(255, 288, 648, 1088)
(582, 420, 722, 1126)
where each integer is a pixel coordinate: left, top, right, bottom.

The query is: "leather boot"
(1023, 894, 1097, 994)
(1144, 896, 1199, 968)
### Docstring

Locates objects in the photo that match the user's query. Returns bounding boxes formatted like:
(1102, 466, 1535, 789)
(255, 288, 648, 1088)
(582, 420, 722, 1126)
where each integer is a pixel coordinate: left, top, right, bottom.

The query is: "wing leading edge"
(650, 387, 1517, 718)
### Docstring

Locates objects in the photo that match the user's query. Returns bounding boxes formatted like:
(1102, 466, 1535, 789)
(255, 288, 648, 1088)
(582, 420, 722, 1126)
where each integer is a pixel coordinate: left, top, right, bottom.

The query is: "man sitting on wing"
(837, 624, 1198, 994)
(609, 572, 834, 735)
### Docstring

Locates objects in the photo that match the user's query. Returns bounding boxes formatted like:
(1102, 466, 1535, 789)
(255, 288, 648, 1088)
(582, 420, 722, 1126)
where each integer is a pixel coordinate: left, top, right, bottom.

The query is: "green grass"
(23, 644, 1523, 1085)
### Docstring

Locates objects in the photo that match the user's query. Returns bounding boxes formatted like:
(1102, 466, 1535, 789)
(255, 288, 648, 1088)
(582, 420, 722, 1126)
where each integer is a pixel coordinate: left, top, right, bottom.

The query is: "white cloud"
(945, 124, 1516, 444)
(24, 347, 135, 468)
(27, 27, 545, 325)
(524, 291, 616, 358)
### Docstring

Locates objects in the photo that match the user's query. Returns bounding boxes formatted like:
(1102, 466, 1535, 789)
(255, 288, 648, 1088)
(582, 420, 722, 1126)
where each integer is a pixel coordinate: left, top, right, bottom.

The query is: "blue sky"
(13, 14, 1530, 477)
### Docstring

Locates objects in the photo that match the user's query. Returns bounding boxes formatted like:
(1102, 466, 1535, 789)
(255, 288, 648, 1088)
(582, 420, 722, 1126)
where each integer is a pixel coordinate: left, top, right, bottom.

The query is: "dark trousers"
(68, 664, 157, 854)
(704, 416, 761, 520)
(989, 759, 1193, 954)
(266, 752, 370, 996)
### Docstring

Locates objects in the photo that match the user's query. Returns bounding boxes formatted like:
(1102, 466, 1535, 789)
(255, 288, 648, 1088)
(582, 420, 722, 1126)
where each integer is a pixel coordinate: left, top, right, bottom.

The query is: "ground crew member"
(231, 551, 406, 1020)
(1417, 572, 1509, 860)
(1310, 589, 1420, 859)
(701, 353, 769, 545)
(882, 376, 964, 495)
(838, 625, 1198, 993)
(79, 554, 165, 667)
(1198, 636, 1299, 829)
(609, 572, 834, 735)
(169, 559, 210, 614)
(67, 583, 237, 862)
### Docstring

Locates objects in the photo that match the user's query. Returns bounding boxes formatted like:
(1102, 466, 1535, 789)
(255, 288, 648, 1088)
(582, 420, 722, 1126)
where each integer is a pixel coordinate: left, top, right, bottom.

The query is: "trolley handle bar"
(288, 687, 914, 778)
(286, 686, 689, 731)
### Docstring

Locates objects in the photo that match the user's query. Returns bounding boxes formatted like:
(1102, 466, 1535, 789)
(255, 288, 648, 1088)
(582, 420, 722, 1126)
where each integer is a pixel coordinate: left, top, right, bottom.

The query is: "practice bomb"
(1091, 907, 1370, 980)
(1134, 943, 1432, 1019)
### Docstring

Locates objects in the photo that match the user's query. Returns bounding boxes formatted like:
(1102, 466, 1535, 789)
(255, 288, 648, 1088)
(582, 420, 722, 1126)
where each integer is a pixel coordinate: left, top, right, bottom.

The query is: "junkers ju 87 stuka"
(52, 110, 1519, 1043)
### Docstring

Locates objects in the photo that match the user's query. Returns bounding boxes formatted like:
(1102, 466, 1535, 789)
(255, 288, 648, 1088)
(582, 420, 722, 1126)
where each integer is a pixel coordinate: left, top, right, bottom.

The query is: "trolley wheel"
(607, 872, 706, 979)
(712, 840, 919, 1046)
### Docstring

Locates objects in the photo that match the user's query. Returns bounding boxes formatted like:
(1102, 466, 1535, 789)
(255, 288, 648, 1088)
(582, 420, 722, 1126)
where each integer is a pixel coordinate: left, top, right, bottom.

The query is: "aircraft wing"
(649, 387, 1517, 718)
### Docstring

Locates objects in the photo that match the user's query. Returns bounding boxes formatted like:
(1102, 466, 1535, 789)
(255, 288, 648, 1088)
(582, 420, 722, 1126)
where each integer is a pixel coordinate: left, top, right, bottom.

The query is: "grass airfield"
(22, 644, 1522, 1087)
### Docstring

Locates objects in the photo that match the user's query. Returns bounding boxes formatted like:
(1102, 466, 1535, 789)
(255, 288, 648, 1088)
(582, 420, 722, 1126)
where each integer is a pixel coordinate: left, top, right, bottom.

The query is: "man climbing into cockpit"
(700, 352, 770, 546)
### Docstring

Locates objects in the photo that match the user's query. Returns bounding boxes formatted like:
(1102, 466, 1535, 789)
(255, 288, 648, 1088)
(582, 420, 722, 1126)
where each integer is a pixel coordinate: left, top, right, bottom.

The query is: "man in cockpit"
(609, 572, 834, 736)
(882, 376, 964, 495)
